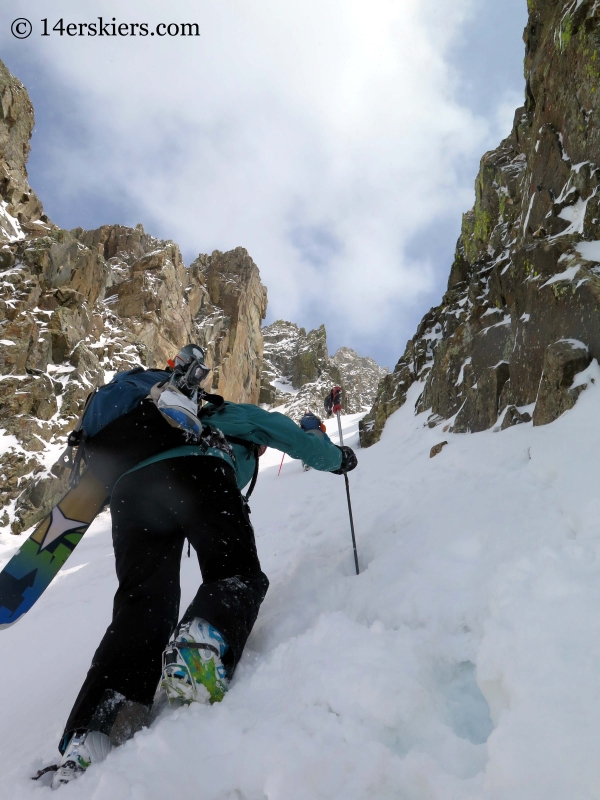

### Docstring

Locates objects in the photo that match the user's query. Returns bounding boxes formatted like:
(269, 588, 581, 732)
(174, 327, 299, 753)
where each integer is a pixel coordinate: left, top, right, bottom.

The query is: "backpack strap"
(197, 404, 259, 501)
(224, 435, 261, 501)
(62, 388, 98, 486)
(199, 390, 225, 408)
(244, 453, 260, 502)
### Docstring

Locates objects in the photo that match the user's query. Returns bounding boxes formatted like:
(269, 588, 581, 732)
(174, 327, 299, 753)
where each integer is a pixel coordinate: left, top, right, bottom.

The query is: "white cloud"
(493, 89, 525, 142)
(6, 0, 518, 358)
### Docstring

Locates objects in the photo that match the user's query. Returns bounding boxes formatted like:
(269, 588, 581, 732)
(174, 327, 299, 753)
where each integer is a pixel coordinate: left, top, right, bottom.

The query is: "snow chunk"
(0, 431, 20, 457)
(540, 265, 580, 287)
(481, 315, 511, 335)
(522, 192, 536, 234)
(455, 357, 472, 386)
(556, 338, 589, 351)
(272, 379, 299, 396)
(576, 241, 600, 262)
(481, 308, 502, 318)
(572, 161, 590, 174)
(557, 197, 587, 234)
(571, 357, 600, 391)
(423, 324, 443, 342)
(0, 201, 25, 242)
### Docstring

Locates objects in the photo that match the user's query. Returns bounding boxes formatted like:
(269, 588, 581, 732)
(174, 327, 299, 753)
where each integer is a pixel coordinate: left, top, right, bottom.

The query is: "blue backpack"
(81, 368, 171, 438)
(66, 367, 208, 489)
(65, 367, 259, 497)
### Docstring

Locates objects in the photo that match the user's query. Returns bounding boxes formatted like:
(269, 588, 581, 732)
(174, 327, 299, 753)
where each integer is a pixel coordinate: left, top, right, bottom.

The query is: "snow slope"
(2, 369, 600, 798)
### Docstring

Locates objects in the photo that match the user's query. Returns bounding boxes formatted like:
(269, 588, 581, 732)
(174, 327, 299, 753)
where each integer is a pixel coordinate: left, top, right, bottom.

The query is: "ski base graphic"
(0, 470, 108, 629)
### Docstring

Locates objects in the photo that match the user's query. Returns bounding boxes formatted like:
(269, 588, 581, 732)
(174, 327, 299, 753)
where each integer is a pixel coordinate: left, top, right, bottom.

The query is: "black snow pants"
(60, 456, 269, 750)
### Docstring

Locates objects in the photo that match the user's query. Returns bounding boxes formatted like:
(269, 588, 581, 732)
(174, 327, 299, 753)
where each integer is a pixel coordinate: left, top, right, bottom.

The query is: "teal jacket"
(127, 401, 343, 491)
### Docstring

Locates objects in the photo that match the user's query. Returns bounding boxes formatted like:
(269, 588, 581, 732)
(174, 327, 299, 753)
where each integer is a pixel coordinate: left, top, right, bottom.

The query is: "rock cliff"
(260, 320, 388, 421)
(0, 62, 267, 534)
(361, 0, 600, 447)
(0, 61, 47, 240)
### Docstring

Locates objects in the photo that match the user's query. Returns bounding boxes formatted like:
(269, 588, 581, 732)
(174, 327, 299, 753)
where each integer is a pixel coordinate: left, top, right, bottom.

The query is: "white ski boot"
(52, 730, 111, 789)
(161, 617, 228, 704)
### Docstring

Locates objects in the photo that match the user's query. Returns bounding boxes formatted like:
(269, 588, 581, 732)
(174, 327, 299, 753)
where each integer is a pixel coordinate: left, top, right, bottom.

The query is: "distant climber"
(324, 386, 342, 418)
(49, 345, 357, 788)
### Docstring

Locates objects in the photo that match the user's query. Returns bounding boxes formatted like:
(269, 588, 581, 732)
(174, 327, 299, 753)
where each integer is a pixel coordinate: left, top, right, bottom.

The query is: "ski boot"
(161, 617, 228, 705)
(52, 730, 111, 789)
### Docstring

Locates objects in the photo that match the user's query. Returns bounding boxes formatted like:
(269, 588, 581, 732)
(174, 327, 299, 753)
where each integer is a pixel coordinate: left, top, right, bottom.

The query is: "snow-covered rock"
(331, 347, 389, 414)
(260, 320, 387, 421)
(0, 227, 267, 535)
(361, 0, 600, 446)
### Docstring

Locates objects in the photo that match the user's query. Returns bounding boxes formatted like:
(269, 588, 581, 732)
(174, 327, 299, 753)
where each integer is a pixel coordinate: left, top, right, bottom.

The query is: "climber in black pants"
(62, 456, 268, 743)
(52, 343, 356, 789)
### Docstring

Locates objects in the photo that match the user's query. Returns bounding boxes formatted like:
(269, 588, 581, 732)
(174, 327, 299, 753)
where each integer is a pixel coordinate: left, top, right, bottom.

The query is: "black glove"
(331, 445, 357, 474)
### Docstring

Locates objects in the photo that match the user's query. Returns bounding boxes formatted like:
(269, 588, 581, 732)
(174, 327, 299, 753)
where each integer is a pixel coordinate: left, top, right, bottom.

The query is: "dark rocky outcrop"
(500, 405, 532, 431)
(361, 0, 600, 447)
(429, 441, 448, 459)
(532, 339, 591, 426)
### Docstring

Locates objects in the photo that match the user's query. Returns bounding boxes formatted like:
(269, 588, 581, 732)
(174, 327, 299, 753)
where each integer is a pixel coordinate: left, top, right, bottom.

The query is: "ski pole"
(336, 410, 360, 576)
(278, 452, 285, 476)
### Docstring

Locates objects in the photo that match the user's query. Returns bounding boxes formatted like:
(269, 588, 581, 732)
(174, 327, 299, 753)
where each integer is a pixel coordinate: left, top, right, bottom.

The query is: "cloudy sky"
(1, 0, 527, 367)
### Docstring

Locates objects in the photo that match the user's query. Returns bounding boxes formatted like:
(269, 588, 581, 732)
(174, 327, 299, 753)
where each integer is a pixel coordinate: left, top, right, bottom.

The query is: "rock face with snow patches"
(0, 61, 267, 535)
(260, 320, 387, 421)
(0, 61, 47, 240)
(330, 347, 389, 413)
(361, 0, 600, 447)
